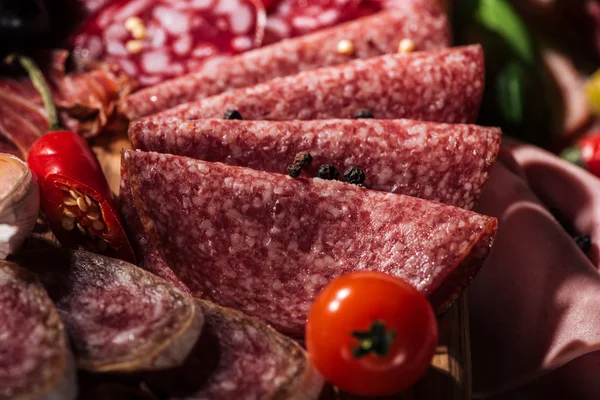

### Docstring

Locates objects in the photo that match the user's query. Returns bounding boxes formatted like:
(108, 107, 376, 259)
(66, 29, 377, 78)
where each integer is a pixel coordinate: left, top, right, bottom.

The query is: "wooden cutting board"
(91, 130, 472, 400)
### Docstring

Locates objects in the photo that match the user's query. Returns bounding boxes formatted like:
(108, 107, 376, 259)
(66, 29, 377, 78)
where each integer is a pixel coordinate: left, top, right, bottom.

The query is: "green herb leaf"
(472, 0, 535, 65)
(496, 61, 526, 124)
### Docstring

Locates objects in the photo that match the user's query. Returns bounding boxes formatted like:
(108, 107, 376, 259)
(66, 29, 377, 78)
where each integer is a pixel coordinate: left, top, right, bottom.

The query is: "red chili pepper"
(9, 54, 135, 262)
(561, 132, 600, 177)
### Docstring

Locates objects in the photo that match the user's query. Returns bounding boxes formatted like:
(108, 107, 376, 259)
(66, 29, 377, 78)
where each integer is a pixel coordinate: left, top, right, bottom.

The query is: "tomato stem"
(352, 321, 396, 358)
(6, 54, 61, 131)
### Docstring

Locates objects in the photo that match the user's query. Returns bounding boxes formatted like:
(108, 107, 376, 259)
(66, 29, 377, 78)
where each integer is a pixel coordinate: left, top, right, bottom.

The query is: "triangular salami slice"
(13, 249, 204, 373)
(146, 300, 324, 399)
(123, 150, 497, 334)
(0, 260, 76, 400)
(129, 118, 501, 210)
(148, 45, 484, 124)
(121, 8, 450, 120)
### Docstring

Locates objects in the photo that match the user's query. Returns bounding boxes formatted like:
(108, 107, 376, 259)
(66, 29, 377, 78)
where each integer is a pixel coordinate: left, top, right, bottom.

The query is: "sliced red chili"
(10, 54, 135, 262)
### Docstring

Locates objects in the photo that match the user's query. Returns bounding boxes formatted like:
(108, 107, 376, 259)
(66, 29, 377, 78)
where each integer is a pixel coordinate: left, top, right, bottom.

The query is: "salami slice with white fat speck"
(129, 119, 501, 210)
(122, 150, 497, 334)
(264, 0, 362, 42)
(262, 0, 445, 43)
(146, 300, 323, 399)
(70, 0, 266, 87)
(120, 8, 451, 120)
(13, 249, 204, 373)
(0, 260, 76, 400)
(150, 45, 484, 124)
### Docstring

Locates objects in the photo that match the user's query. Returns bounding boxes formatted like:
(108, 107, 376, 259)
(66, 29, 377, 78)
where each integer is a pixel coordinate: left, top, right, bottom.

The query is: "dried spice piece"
(317, 164, 339, 180)
(354, 109, 374, 119)
(287, 163, 302, 178)
(575, 234, 592, 254)
(294, 151, 313, 168)
(343, 166, 366, 185)
(287, 151, 312, 178)
(223, 109, 243, 120)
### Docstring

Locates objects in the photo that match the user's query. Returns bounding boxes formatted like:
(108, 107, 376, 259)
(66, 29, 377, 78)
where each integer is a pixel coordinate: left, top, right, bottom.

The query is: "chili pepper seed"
(92, 220, 105, 231)
(61, 216, 75, 231)
(63, 196, 77, 206)
(76, 197, 89, 212)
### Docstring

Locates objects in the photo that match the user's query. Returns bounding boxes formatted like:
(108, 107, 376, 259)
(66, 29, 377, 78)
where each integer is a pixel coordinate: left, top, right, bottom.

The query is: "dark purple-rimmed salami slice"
(146, 300, 324, 400)
(149, 45, 484, 124)
(0, 260, 76, 400)
(122, 150, 497, 335)
(128, 118, 501, 210)
(120, 8, 451, 120)
(13, 249, 204, 373)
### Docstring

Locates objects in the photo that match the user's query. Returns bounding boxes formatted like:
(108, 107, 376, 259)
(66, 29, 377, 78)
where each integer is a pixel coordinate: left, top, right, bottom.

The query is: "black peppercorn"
(287, 163, 302, 178)
(223, 109, 243, 120)
(293, 151, 313, 168)
(343, 166, 365, 185)
(317, 164, 339, 180)
(354, 109, 374, 119)
(575, 234, 592, 254)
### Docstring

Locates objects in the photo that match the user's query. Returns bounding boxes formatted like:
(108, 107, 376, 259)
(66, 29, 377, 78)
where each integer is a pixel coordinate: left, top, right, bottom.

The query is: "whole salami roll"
(121, 8, 451, 120)
(129, 119, 501, 210)
(149, 45, 485, 124)
(0, 260, 76, 400)
(122, 150, 497, 335)
(147, 300, 324, 399)
(13, 249, 204, 373)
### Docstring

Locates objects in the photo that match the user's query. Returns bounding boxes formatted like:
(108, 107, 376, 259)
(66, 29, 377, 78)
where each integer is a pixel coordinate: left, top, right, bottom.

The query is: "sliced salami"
(119, 167, 191, 293)
(120, 8, 451, 120)
(128, 119, 501, 210)
(150, 45, 484, 124)
(122, 150, 497, 334)
(263, 0, 446, 43)
(264, 0, 363, 43)
(0, 260, 76, 400)
(147, 300, 324, 399)
(13, 249, 204, 373)
(70, 0, 266, 87)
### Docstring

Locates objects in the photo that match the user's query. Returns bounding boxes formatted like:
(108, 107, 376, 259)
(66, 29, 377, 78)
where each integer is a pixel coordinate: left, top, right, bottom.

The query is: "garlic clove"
(0, 154, 40, 259)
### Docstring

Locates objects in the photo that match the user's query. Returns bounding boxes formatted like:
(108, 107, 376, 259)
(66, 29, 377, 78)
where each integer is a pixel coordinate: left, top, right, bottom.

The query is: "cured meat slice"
(263, 0, 446, 44)
(0, 260, 76, 400)
(119, 167, 190, 293)
(147, 300, 324, 400)
(0, 50, 134, 159)
(264, 0, 363, 42)
(70, 0, 266, 87)
(121, 8, 451, 120)
(13, 249, 204, 373)
(122, 150, 497, 334)
(149, 45, 484, 124)
(129, 119, 501, 210)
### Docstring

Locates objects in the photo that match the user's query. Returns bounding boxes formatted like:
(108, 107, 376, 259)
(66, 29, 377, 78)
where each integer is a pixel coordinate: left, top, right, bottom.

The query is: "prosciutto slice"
(469, 142, 600, 398)
(0, 51, 134, 159)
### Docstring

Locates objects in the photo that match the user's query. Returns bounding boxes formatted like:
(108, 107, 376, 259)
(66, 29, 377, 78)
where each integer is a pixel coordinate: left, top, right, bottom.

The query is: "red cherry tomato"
(306, 272, 438, 396)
